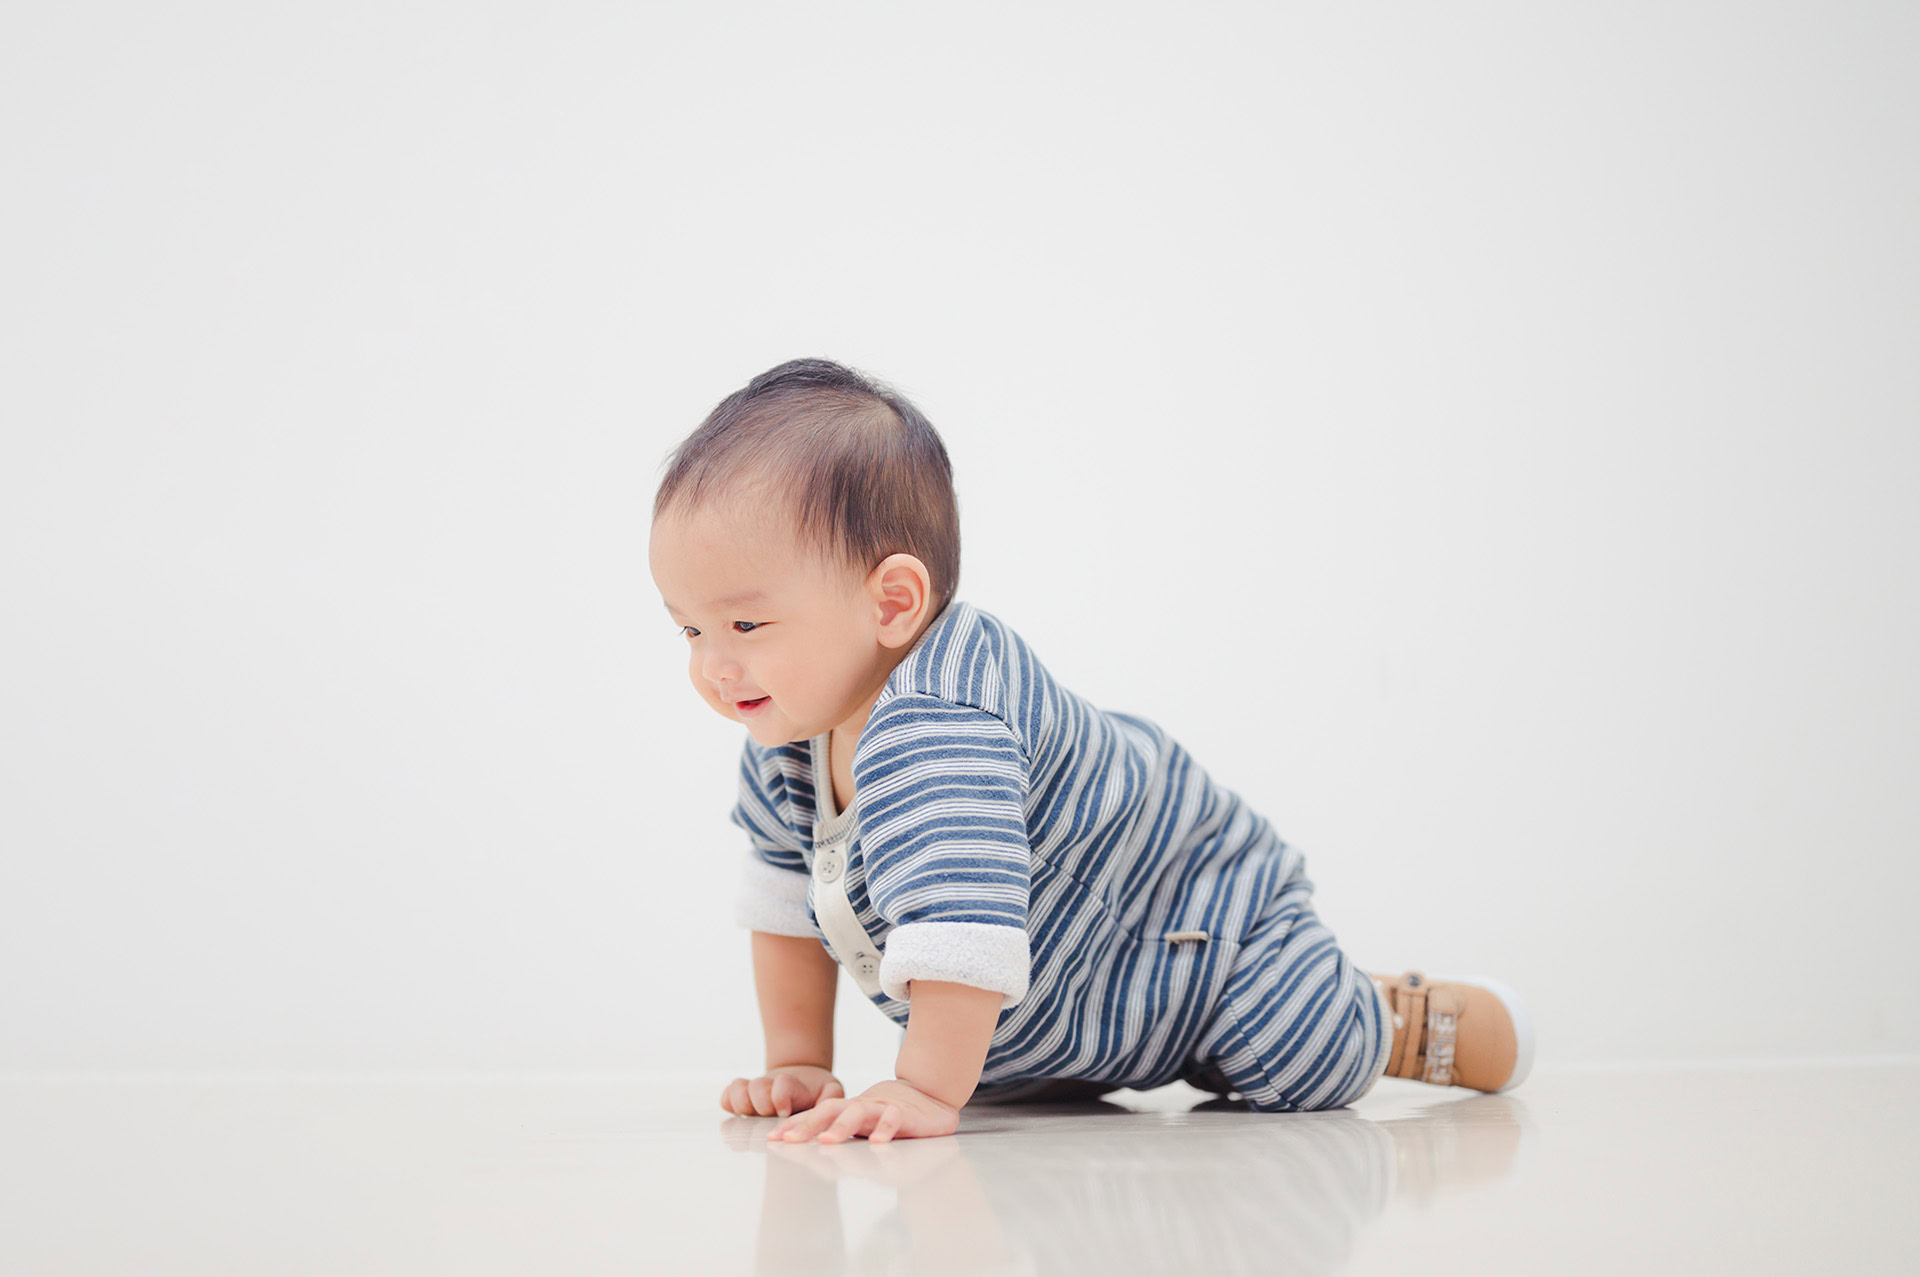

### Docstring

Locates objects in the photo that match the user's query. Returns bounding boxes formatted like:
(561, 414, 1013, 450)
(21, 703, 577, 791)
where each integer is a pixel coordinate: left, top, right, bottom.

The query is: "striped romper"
(729, 599, 1394, 1111)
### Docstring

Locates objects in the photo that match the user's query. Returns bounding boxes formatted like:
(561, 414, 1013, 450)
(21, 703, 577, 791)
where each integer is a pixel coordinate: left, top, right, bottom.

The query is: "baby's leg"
(1187, 872, 1392, 1112)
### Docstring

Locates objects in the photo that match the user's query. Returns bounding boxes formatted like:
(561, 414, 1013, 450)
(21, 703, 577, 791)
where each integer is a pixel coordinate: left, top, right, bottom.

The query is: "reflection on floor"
(2, 1063, 1914, 1274)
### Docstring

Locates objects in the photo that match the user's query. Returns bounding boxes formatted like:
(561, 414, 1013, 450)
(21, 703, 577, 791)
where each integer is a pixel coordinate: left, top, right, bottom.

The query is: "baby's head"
(648, 357, 961, 747)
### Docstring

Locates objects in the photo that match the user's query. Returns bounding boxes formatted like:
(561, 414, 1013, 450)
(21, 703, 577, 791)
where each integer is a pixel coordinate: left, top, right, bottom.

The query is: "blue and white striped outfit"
(730, 599, 1393, 1111)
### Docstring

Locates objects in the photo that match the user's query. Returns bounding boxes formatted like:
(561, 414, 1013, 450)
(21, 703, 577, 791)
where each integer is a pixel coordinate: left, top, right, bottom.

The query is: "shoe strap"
(1424, 998, 1457, 1086)
(1385, 975, 1457, 1086)
(1387, 984, 1425, 1080)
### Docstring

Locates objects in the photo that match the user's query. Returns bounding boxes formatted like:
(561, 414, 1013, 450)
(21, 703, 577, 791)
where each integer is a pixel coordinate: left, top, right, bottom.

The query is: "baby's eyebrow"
(662, 589, 770, 615)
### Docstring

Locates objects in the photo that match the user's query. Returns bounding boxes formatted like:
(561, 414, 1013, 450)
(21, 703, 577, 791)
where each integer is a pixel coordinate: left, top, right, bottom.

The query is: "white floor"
(3, 1063, 1916, 1275)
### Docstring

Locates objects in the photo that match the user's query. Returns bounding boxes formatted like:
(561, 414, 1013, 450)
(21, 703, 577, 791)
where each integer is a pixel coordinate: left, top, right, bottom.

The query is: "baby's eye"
(678, 621, 762, 637)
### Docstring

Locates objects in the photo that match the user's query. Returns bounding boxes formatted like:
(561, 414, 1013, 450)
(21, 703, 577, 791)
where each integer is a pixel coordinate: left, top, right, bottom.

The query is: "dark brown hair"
(652, 358, 962, 624)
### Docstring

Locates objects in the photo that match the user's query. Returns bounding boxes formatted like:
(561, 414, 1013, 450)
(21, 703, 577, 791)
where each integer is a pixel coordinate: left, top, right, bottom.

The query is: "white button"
(851, 952, 878, 981)
(815, 850, 841, 882)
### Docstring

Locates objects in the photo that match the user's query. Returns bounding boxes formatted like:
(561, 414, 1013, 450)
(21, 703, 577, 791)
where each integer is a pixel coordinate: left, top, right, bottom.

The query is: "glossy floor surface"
(4, 1063, 1916, 1275)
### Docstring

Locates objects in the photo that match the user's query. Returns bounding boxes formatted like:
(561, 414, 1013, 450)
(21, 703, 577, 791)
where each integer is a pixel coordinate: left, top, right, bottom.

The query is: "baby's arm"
(768, 977, 1002, 1142)
(896, 979, 1004, 1108)
(753, 930, 837, 1069)
(720, 930, 844, 1117)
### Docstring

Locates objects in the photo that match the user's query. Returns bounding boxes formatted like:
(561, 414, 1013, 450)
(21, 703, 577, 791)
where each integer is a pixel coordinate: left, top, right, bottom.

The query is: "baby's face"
(649, 502, 887, 748)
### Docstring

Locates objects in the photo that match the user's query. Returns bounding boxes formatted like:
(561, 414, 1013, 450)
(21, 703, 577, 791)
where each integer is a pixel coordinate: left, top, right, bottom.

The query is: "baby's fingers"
(819, 1101, 880, 1144)
(770, 1098, 846, 1142)
(720, 1077, 752, 1114)
(769, 1073, 809, 1117)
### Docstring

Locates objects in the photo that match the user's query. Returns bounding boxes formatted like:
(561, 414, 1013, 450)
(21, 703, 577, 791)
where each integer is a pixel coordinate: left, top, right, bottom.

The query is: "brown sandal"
(1370, 971, 1534, 1093)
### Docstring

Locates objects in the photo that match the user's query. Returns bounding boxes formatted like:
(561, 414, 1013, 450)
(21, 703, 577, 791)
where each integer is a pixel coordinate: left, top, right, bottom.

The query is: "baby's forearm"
(751, 930, 838, 1070)
(894, 979, 1003, 1108)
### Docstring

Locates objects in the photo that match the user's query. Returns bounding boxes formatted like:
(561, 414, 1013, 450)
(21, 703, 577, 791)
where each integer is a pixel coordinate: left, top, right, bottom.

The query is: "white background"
(3, 0, 1914, 1082)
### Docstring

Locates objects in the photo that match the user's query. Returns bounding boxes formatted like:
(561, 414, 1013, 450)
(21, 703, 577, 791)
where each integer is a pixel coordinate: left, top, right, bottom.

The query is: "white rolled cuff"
(878, 920, 1031, 1009)
(733, 852, 815, 937)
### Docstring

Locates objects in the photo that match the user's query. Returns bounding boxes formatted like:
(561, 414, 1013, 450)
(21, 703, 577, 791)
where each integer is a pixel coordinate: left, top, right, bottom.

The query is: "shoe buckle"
(1423, 1007, 1456, 1086)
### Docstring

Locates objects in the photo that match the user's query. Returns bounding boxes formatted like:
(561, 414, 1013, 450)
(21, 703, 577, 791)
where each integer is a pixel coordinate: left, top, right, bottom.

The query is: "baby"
(648, 358, 1534, 1144)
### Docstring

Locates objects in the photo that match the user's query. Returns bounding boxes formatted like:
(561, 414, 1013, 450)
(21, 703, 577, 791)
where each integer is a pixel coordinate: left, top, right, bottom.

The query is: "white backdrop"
(3, 1, 1914, 1081)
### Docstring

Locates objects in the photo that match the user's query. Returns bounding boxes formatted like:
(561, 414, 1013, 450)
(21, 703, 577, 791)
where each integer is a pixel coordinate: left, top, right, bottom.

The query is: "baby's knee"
(1204, 964, 1391, 1112)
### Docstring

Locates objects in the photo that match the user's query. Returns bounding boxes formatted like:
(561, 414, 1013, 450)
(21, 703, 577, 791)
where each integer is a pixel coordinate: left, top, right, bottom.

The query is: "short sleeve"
(728, 737, 815, 938)
(852, 695, 1033, 1008)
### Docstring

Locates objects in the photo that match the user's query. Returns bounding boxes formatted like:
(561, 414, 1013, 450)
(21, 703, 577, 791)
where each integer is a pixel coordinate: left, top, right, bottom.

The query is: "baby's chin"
(727, 700, 806, 745)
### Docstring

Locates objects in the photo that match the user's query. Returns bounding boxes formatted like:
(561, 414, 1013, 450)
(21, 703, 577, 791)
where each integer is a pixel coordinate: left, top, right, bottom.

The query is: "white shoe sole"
(1440, 974, 1535, 1092)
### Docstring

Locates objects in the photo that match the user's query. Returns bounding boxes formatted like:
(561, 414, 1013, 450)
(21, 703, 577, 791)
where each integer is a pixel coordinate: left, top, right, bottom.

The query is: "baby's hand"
(720, 1064, 845, 1118)
(768, 1077, 960, 1144)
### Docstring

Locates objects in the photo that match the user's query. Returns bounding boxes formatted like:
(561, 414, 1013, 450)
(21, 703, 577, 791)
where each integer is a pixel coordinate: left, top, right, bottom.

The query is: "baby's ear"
(868, 552, 933, 645)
